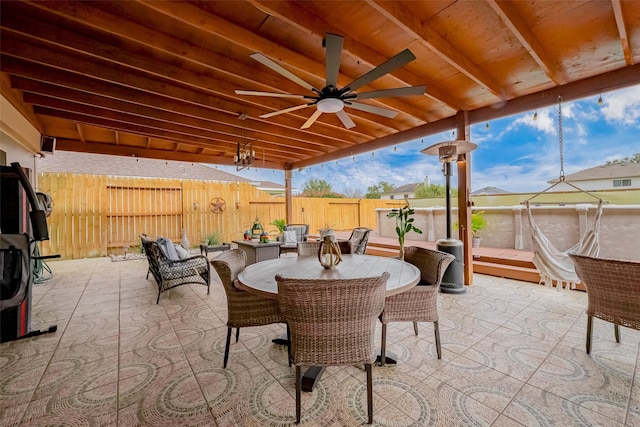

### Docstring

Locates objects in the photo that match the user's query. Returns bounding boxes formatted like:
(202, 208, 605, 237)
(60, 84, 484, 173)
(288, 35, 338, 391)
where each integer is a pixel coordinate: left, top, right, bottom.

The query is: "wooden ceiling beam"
(22, 90, 328, 156)
(25, 93, 325, 158)
(1, 73, 43, 133)
(54, 138, 246, 167)
(3, 59, 360, 156)
(28, 0, 406, 131)
(293, 116, 458, 168)
(487, 0, 568, 85)
(33, 106, 302, 165)
(471, 62, 640, 122)
(139, 0, 434, 123)
(611, 0, 633, 66)
(0, 46, 376, 144)
(11, 76, 349, 152)
(1, 10, 401, 137)
(75, 123, 86, 143)
(367, 0, 507, 100)
(247, 0, 448, 119)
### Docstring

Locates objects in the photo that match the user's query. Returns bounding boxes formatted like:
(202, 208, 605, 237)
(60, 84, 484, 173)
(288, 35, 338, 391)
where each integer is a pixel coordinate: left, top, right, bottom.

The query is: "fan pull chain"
(558, 96, 565, 181)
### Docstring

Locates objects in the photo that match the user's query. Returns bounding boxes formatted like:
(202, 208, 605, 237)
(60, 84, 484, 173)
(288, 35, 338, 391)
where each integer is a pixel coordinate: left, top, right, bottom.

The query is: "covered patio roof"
(1, 1, 639, 170)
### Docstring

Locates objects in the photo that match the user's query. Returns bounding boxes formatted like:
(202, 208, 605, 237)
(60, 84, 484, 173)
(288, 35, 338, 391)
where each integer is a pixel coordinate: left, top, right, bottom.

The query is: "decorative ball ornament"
(318, 235, 342, 269)
(209, 197, 226, 214)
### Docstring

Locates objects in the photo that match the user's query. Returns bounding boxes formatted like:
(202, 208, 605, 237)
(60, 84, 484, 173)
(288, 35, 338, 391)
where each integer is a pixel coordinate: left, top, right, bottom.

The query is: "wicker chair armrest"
(381, 286, 439, 323)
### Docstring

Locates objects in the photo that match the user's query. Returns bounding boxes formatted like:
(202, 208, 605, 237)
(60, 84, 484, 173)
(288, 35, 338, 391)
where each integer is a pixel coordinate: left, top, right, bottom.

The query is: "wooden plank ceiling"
(1, 0, 639, 170)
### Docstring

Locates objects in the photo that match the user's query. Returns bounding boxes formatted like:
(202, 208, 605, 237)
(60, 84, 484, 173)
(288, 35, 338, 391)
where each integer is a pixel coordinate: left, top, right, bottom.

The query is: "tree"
(299, 179, 343, 198)
(606, 153, 640, 165)
(343, 187, 364, 198)
(414, 183, 458, 198)
(365, 181, 395, 199)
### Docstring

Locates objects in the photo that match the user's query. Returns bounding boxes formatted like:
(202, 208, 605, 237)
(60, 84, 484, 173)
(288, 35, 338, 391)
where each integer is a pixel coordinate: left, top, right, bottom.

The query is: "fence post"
(512, 205, 525, 250)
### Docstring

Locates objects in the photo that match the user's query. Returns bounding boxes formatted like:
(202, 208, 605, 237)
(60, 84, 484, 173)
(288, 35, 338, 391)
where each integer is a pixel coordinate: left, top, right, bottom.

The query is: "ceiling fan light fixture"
(316, 97, 344, 113)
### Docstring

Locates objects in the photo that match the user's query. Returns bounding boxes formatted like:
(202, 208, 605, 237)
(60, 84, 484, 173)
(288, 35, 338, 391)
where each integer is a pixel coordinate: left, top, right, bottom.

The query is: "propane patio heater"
(421, 140, 477, 294)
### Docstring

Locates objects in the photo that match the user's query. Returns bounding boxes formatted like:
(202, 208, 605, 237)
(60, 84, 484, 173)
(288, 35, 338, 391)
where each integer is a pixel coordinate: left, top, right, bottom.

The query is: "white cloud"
(600, 86, 640, 125)
(507, 108, 556, 135)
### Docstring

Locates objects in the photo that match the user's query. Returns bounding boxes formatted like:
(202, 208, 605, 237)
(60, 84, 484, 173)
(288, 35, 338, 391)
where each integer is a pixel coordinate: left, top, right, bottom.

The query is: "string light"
(421, 139, 424, 144)
(597, 94, 603, 106)
(485, 122, 490, 130)
(371, 152, 374, 157)
(393, 146, 397, 152)
(533, 111, 538, 121)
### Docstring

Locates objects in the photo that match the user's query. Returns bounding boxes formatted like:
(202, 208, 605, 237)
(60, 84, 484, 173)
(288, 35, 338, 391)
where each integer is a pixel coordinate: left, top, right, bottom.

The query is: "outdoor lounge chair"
(341, 227, 372, 254)
(139, 234, 210, 304)
(569, 253, 640, 354)
(379, 246, 455, 363)
(279, 224, 309, 256)
(276, 272, 388, 424)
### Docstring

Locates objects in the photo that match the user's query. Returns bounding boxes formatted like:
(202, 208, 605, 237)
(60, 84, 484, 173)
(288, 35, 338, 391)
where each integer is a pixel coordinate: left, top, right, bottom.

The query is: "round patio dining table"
(236, 254, 421, 392)
(236, 253, 421, 299)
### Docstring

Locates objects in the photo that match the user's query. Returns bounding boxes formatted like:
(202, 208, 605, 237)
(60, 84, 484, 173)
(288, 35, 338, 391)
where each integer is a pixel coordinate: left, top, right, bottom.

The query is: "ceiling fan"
(235, 33, 425, 130)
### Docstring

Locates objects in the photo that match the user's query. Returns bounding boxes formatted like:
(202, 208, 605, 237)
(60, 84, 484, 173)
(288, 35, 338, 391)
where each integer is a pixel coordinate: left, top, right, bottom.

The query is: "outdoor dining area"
(1, 229, 639, 426)
(3, 1, 640, 425)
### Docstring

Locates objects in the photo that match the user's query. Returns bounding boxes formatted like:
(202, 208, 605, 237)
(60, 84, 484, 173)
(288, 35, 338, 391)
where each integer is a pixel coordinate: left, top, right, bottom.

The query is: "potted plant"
(270, 218, 286, 237)
(319, 223, 335, 239)
(470, 211, 487, 248)
(204, 232, 221, 246)
(387, 205, 422, 260)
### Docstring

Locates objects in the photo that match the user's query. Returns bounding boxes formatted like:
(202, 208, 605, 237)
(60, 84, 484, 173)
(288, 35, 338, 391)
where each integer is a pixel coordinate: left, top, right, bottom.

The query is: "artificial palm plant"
(387, 205, 422, 260)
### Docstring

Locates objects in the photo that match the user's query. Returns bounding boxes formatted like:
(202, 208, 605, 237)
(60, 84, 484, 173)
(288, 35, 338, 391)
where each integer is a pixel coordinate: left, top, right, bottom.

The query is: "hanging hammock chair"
(524, 96, 605, 290)
(527, 200, 603, 290)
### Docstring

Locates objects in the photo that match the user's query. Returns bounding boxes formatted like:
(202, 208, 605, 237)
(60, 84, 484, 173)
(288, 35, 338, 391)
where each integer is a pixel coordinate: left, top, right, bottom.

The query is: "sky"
(211, 84, 640, 195)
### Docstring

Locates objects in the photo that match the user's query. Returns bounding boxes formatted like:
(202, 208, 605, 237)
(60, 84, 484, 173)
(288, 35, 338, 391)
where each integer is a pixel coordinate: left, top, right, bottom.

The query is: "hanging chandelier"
(234, 113, 255, 171)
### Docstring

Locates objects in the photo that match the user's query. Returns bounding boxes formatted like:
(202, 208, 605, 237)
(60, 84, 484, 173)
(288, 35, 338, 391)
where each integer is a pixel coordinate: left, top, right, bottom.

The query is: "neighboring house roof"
(252, 180, 294, 195)
(383, 182, 421, 195)
(253, 181, 285, 190)
(38, 151, 250, 182)
(549, 162, 640, 183)
(471, 186, 511, 195)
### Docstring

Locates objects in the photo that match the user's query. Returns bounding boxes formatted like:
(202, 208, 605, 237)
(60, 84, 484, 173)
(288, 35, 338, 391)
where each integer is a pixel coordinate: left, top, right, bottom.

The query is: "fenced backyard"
(36, 173, 404, 259)
(37, 173, 640, 261)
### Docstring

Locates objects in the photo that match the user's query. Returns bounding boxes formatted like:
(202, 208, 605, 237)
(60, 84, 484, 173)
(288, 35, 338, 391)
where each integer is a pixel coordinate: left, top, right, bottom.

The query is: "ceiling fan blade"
(301, 109, 323, 129)
(354, 85, 426, 100)
(260, 103, 311, 119)
(235, 90, 306, 99)
(335, 110, 356, 129)
(346, 101, 398, 119)
(250, 53, 318, 93)
(344, 49, 416, 92)
(324, 33, 343, 88)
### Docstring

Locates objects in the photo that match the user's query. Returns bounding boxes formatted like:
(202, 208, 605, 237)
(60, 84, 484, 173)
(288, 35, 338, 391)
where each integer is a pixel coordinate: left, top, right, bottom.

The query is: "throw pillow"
(156, 237, 179, 261)
(174, 244, 190, 260)
(283, 230, 297, 244)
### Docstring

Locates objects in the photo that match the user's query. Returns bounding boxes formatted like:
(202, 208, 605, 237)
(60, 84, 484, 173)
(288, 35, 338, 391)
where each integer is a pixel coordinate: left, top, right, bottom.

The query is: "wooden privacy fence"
(37, 173, 403, 259)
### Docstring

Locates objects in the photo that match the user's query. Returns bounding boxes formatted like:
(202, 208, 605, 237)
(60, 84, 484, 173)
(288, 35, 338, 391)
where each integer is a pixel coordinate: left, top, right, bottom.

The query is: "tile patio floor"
(1, 255, 639, 426)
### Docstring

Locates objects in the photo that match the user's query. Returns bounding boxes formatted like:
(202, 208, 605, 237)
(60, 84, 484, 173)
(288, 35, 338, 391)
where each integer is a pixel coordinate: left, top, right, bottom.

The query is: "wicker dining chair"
(276, 272, 388, 424)
(379, 246, 455, 364)
(569, 253, 640, 354)
(212, 249, 288, 368)
(296, 241, 321, 257)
